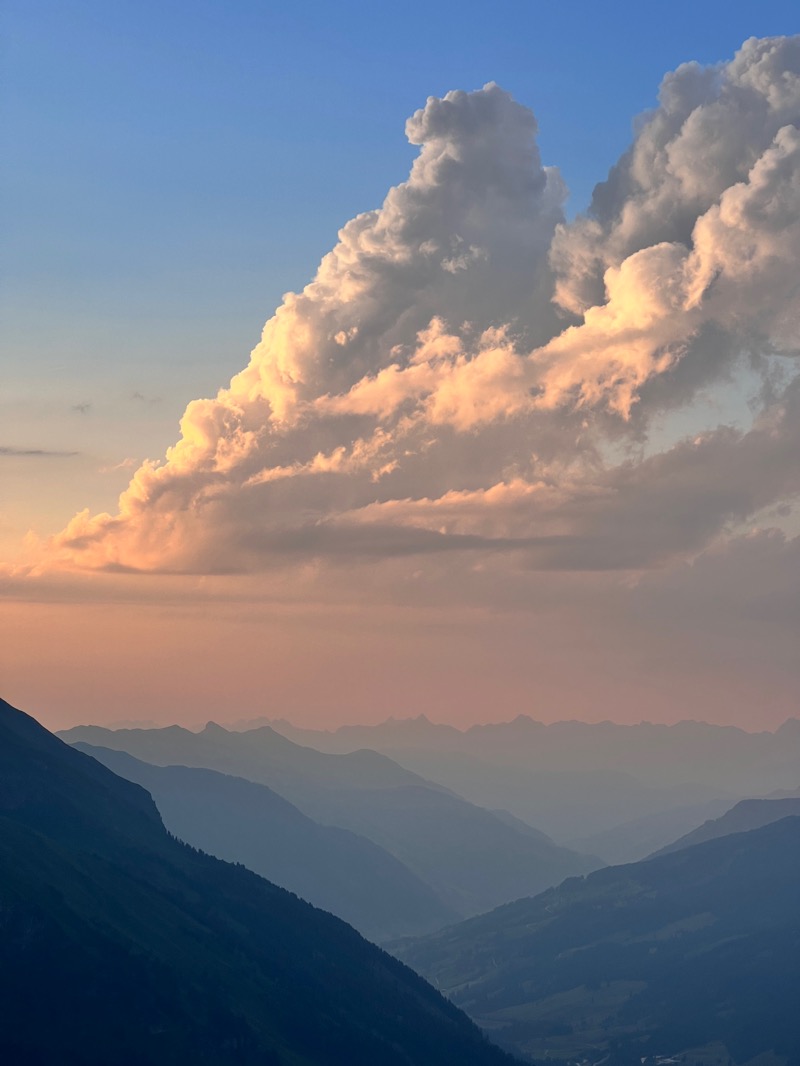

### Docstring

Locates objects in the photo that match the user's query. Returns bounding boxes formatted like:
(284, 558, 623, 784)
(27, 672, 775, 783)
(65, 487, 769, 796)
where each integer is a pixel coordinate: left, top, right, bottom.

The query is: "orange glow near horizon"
(3, 592, 797, 734)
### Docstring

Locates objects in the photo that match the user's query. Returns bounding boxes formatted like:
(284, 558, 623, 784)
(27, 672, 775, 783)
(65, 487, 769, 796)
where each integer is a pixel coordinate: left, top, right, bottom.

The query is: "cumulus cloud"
(545, 36, 800, 415)
(551, 37, 800, 313)
(45, 40, 800, 581)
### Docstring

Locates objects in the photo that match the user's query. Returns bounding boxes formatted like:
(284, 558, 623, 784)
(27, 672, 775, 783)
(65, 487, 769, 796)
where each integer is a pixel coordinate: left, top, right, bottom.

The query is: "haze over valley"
(4, 694, 799, 1064)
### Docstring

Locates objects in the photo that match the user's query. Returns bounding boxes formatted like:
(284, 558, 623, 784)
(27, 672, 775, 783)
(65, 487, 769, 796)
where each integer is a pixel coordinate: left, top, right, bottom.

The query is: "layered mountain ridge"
(0, 697, 516, 1065)
(74, 742, 457, 942)
(253, 713, 800, 854)
(60, 721, 598, 918)
(652, 795, 800, 857)
(398, 817, 800, 1065)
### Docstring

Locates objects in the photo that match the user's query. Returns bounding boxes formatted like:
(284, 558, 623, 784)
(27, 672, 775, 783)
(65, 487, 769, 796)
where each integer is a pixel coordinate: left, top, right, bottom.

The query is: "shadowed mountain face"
(652, 795, 800, 857)
(397, 818, 800, 1066)
(74, 742, 457, 942)
(0, 698, 517, 1066)
(60, 722, 598, 918)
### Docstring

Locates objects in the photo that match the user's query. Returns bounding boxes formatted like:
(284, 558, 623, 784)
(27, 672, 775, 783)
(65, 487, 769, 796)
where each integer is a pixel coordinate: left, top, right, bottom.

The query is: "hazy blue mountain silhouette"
(262, 714, 800, 794)
(652, 795, 800, 857)
(398, 818, 800, 1065)
(60, 722, 598, 917)
(0, 697, 517, 1066)
(74, 742, 457, 942)
(567, 796, 735, 864)
(260, 716, 768, 843)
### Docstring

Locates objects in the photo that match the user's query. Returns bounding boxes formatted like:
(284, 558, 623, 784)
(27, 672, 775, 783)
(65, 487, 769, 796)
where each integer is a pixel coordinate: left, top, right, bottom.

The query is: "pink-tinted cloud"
(28, 39, 799, 606)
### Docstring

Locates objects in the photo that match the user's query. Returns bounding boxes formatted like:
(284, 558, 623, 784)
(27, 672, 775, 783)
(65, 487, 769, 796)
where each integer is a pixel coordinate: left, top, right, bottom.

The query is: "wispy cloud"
(98, 457, 138, 474)
(1, 446, 79, 458)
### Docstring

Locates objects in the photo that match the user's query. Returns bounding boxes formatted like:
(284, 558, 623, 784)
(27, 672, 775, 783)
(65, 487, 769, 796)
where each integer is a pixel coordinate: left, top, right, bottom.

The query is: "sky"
(2, 1, 800, 731)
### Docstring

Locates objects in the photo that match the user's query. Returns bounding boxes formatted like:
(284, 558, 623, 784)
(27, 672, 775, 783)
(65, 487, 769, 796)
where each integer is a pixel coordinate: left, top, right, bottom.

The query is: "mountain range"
(256, 713, 800, 793)
(253, 714, 800, 853)
(9, 696, 800, 1064)
(0, 697, 516, 1065)
(73, 742, 456, 942)
(398, 816, 800, 1065)
(652, 794, 800, 857)
(60, 721, 598, 917)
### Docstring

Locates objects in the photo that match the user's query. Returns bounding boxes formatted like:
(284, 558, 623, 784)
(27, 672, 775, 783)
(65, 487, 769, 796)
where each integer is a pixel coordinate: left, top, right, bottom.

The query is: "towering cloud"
(50, 38, 800, 582)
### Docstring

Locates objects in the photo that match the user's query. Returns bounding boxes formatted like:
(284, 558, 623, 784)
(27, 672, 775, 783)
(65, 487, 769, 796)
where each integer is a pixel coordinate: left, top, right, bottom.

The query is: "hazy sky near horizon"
(3, 2, 800, 731)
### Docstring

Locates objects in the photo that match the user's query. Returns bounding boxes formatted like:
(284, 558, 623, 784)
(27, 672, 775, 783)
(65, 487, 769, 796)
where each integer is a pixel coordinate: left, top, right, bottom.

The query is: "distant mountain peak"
(202, 721, 229, 735)
(380, 713, 433, 726)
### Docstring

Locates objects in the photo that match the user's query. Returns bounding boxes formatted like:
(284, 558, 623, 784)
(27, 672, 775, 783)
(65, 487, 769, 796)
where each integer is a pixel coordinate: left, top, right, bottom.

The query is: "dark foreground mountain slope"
(0, 699, 515, 1066)
(60, 722, 598, 917)
(398, 818, 800, 1066)
(74, 742, 457, 942)
(652, 795, 800, 857)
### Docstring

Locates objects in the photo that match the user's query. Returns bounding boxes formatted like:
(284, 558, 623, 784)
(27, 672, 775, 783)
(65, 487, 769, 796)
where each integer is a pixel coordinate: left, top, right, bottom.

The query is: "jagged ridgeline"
(0, 698, 517, 1066)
